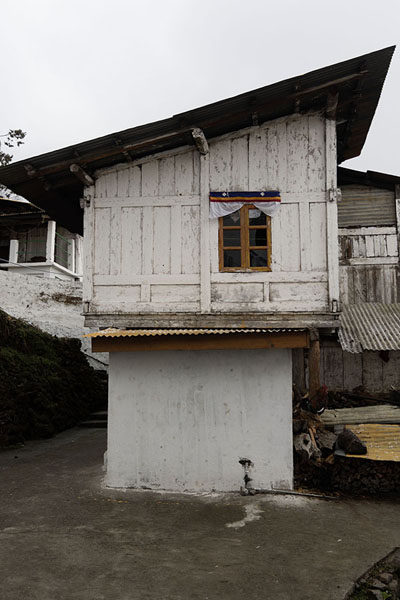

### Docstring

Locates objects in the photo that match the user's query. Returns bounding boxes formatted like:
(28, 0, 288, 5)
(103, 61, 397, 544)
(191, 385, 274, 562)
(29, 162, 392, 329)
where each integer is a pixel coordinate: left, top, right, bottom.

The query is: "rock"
(369, 579, 386, 590)
(377, 571, 393, 585)
(336, 429, 367, 455)
(366, 589, 384, 600)
(317, 429, 337, 451)
(388, 577, 399, 596)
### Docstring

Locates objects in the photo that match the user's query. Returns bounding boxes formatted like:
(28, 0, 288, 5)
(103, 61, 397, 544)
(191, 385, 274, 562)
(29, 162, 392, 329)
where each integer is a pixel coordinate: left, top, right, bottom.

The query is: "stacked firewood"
(331, 457, 400, 495)
(292, 386, 400, 496)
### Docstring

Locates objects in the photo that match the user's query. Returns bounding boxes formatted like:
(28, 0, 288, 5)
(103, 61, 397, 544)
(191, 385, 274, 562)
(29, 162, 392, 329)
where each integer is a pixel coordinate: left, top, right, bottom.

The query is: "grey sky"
(2, 0, 399, 174)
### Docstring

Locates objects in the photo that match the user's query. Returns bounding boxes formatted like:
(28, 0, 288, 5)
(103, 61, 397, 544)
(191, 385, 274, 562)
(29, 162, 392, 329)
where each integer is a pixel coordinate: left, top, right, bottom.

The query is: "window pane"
(223, 210, 241, 226)
(249, 229, 267, 246)
(223, 229, 241, 246)
(224, 249, 241, 267)
(249, 249, 268, 267)
(248, 210, 266, 225)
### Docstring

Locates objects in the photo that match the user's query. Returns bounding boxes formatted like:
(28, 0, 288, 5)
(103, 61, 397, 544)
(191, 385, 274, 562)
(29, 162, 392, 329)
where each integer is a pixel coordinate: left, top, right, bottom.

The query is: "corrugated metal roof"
(85, 327, 305, 338)
(338, 166, 400, 190)
(0, 47, 394, 234)
(338, 185, 396, 227)
(338, 424, 400, 462)
(338, 303, 400, 353)
(322, 405, 400, 426)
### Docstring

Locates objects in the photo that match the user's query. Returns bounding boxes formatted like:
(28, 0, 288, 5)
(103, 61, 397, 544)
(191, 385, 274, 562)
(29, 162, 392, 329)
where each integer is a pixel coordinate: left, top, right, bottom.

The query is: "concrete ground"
(0, 429, 399, 600)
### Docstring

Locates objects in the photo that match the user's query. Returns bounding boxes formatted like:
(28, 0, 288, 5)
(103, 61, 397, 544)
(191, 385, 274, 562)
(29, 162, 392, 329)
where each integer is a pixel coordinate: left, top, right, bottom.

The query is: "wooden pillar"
(9, 239, 19, 263)
(46, 220, 56, 262)
(68, 238, 76, 273)
(309, 336, 321, 410)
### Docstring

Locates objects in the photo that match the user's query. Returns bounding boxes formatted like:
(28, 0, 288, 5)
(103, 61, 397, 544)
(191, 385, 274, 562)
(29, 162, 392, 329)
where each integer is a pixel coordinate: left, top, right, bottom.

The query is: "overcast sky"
(1, 0, 399, 174)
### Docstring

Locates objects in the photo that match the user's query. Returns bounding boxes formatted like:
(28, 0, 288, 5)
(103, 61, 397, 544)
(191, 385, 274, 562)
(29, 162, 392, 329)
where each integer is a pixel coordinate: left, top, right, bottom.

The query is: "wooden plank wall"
(208, 114, 330, 313)
(320, 344, 400, 392)
(92, 150, 201, 313)
(339, 226, 399, 303)
(88, 113, 332, 315)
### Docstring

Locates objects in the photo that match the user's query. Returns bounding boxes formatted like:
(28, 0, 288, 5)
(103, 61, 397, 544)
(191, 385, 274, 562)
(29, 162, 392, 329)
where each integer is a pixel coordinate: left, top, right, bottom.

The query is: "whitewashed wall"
(106, 348, 293, 491)
(84, 113, 338, 317)
(0, 270, 107, 369)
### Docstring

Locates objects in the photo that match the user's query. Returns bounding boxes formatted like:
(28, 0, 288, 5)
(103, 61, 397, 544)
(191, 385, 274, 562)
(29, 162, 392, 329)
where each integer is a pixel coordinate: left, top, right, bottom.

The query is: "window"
(219, 204, 271, 271)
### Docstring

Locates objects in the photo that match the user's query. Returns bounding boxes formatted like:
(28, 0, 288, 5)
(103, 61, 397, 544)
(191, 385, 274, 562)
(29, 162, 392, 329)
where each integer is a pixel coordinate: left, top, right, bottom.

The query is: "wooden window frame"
(218, 204, 272, 272)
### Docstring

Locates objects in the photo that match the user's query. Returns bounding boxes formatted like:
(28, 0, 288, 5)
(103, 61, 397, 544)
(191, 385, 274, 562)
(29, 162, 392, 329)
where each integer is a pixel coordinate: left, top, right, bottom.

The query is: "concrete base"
(107, 348, 293, 492)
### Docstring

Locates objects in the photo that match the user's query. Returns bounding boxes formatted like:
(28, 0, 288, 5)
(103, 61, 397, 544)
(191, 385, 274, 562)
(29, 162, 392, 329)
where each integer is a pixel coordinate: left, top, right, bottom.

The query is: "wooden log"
(309, 337, 321, 410)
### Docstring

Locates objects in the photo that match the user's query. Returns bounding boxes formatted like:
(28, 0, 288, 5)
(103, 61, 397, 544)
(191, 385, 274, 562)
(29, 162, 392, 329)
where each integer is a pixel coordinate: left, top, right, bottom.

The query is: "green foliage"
(0, 129, 26, 167)
(0, 128, 26, 198)
(0, 309, 107, 447)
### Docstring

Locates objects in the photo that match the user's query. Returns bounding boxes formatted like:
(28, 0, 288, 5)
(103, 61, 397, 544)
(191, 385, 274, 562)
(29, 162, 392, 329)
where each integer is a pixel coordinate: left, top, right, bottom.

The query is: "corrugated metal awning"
(338, 303, 400, 353)
(85, 327, 305, 338)
(337, 424, 400, 462)
(338, 185, 396, 227)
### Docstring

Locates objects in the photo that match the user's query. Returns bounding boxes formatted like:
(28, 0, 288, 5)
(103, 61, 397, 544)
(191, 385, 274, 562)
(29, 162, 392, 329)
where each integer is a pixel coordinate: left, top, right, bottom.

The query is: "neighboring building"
(319, 167, 400, 392)
(0, 46, 394, 492)
(0, 198, 83, 281)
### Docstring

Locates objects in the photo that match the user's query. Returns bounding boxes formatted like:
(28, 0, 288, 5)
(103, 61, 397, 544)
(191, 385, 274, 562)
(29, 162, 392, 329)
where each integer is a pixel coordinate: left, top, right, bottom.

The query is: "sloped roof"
(0, 46, 395, 234)
(339, 303, 400, 353)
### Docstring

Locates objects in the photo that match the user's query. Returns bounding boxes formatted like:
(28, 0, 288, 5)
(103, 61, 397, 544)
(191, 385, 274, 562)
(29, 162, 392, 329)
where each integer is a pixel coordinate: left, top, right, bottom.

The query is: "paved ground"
(0, 428, 399, 600)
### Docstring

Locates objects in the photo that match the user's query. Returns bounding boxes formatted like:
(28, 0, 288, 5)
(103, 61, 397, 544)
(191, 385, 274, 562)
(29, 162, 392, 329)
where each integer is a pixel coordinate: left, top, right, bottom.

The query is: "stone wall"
(0, 270, 107, 369)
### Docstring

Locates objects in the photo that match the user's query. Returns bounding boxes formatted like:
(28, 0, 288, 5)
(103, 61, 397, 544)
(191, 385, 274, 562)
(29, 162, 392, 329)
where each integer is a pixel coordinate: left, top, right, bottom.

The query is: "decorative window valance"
(209, 191, 281, 219)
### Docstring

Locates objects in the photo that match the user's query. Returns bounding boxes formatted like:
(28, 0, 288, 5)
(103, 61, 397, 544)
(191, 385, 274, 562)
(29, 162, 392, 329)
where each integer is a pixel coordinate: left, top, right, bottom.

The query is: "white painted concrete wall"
(106, 348, 293, 492)
(0, 270, 107, 369)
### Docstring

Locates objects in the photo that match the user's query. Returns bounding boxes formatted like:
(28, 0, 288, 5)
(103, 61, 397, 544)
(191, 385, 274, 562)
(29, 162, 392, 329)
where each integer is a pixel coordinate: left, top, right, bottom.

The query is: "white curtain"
(209, 201, 280, 219)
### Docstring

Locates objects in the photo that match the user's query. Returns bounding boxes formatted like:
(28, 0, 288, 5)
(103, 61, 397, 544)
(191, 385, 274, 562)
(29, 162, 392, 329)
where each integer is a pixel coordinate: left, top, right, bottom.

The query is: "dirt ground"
(0, 427, 399, 600)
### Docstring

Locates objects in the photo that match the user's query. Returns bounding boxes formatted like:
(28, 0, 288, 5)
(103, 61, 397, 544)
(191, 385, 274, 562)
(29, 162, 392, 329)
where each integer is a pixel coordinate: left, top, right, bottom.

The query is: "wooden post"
(309, 336, 321, 410)
(68, 238, 76, 273)
(46, 220, 56, 262)
(395, 185, 400, 258)
(9, 239, 19, 263)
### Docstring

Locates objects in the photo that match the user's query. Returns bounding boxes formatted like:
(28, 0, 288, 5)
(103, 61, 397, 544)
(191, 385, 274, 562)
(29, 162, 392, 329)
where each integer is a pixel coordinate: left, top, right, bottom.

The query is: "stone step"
(90, 411, 108, 421)
(79, 419, 107, 429)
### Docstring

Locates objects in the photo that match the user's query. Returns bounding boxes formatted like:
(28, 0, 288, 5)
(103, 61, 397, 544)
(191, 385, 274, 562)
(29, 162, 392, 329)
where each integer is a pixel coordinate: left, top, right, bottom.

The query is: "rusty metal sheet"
(338, 303, 400, 353)
(338, 185, 395, 227)
(85, 327, 306, 338)
(342, 424, 400, 462)
(322, 404, 400, 426)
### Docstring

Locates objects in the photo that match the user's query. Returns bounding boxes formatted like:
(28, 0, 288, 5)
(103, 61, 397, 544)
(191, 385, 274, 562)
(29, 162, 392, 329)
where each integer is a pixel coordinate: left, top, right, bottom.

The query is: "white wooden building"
(0, 46, 394, 491)
(0, 198, 83, 281)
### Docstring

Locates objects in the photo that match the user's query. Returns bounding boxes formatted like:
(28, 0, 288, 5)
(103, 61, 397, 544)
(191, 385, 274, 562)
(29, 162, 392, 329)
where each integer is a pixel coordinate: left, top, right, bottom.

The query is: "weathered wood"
(82, 186, 95, 309)
(325, 119, 339, 310)
(92, 331, 310, 353)
(363, 352, 383, 392)
(70, 163, 94, 186)
(310, 202, 327, 271)
(153, 207, 171, 274)
(343, 351, 363, 390)
(200, 153, 211, 312)
(191, 128, 209, 155)
(94, 208, 111, 275)
(280, 203, 300, 271)
(309, 338, 321, 408)
(120, 207, 142, 275)
(85, 114, 335, 319)
(322, 346, 343, 389)
(85, 312, 339, 329)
